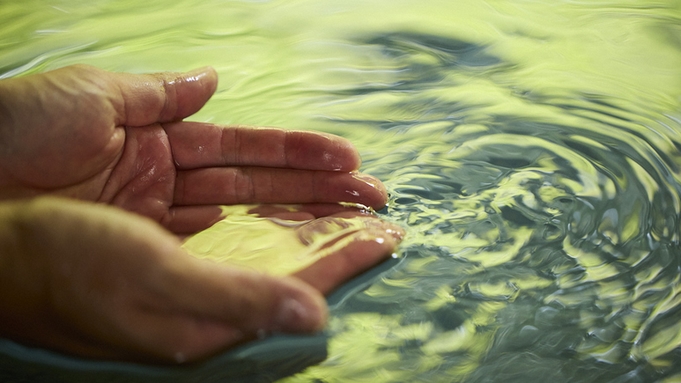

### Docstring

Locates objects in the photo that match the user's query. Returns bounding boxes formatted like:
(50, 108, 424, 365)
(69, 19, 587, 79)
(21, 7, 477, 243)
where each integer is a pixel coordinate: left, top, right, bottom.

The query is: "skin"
(0, 65, 403, 364)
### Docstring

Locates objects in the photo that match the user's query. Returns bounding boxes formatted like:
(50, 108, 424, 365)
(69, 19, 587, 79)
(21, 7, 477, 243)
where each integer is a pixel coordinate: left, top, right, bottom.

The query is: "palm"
(97, 124, 177, 223)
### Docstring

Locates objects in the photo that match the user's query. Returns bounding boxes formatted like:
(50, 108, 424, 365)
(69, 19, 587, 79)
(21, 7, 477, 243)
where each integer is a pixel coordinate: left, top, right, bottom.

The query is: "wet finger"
(163, 121, 362, 171)
(161, 205, 224, 234)
(113, 67, 218, 126)
(173, 168, 388, 209)
(162, 256, 328, 334)
(293, 229, 400, 295)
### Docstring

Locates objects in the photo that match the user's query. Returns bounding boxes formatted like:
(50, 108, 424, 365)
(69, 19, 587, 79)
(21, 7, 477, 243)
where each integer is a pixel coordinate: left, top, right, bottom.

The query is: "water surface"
(2, 1, 681, 382)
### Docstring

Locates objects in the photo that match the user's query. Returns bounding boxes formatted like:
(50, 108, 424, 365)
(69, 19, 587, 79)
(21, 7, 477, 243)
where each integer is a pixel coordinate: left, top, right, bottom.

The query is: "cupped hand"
(0, 197, 402, 363)
(0, 64, 387, 231)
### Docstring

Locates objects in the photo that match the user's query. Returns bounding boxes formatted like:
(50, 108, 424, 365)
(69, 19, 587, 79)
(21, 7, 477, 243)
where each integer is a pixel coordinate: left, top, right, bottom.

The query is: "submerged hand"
(0, 197, 402, 363)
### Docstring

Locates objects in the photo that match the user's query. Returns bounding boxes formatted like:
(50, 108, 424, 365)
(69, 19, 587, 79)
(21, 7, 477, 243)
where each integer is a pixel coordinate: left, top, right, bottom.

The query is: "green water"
(3, 0, 681, 382)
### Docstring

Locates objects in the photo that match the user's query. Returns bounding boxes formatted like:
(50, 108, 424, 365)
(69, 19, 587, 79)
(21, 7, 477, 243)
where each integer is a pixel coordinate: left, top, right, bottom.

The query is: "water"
(2, 0, 681, 382)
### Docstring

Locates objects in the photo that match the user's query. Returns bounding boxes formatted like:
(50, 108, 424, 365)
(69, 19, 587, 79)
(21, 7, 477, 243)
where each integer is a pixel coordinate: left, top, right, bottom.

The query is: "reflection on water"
(2, 0, 681, 382)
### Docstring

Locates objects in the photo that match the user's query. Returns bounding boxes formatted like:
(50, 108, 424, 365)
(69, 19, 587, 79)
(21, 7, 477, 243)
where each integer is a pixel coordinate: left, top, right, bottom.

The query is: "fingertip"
(349, 172, 389, 209)
(286, 130, 362, 171)
(181, 66, 218, 94)
(330, 134, 362, 171)
(272, 282, 328, 333)
(115, 66, 219, 126)
(166, 66, 218, 120)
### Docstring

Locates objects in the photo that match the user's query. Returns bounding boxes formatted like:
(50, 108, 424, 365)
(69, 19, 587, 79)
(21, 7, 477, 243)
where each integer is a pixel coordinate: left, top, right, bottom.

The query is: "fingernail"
(350, 172, 389, 205)
(178, 66, 215, 85)
(274, 297, 325, 332)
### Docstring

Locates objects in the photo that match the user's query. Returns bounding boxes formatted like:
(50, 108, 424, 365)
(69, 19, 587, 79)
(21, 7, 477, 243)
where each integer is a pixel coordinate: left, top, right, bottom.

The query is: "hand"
(0, 64, 387, 231)
(0, 197, 403, 363)
(0, 65, 403, 363)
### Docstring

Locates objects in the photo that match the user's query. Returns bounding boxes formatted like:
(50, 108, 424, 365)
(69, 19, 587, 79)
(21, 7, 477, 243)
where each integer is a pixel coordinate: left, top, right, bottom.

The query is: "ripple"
(1, 0, 681, 382)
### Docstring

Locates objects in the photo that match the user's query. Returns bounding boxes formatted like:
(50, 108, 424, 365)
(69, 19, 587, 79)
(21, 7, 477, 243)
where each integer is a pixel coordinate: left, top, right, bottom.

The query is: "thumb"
(165, 255, 329, 334)
(111, 66, 218, 127)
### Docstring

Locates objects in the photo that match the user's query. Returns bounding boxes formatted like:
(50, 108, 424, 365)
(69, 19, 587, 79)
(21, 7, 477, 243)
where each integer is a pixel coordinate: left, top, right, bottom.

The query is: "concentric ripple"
(286, 18, 681, 383)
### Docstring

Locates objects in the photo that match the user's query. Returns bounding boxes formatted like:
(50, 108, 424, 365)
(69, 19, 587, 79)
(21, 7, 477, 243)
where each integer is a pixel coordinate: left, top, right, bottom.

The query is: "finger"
(248, 203, 375, 220)
(293, 229, 400, 295)
(70, 254, 328, 363)
(173, 168, 388, 209)
(163, 256, 328, 335)
(111, 67, 218, 126)
(163, 122, 361, 171)
(161, 205, 225, 234)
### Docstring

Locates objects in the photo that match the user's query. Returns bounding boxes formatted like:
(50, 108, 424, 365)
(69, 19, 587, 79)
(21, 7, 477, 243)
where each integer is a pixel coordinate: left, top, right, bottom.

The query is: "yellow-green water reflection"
(2, 0, 681, 382)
